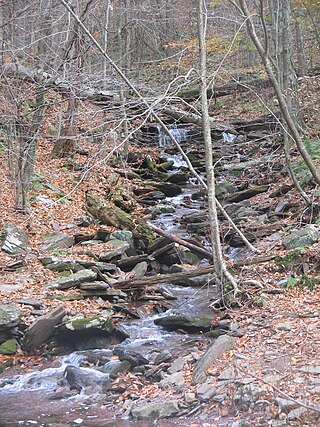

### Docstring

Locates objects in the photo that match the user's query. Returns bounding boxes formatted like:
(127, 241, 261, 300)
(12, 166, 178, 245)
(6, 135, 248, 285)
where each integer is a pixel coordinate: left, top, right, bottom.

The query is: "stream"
(0, 130, 222, 427)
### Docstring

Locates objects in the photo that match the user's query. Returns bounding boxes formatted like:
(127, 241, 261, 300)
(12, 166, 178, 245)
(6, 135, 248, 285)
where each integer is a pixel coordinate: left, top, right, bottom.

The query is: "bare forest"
(0, 1, 320, 426)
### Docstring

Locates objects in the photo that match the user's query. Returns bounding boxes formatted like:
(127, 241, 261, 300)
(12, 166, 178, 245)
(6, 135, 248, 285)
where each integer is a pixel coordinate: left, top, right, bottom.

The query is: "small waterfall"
(156, 123, 189, 147)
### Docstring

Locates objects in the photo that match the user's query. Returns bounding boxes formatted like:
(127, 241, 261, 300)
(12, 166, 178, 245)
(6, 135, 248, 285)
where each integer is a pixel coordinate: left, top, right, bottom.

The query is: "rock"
(158, 160, 174, 171)
(40, 257, 116, 273)
(283, 225, 319, 249)
(234, 384, 267, 408)
(150, 204, 176, 218)
(216, 181, 238, 199)
(287, 406, 308, 421)
(108, 360, 132, 378)
(298, 365, 320, 375)
(226, 185, 269, 203)
(218, 367, 237, 381)
(86, 192, 133, 230)
(275, 322, 292, 331)
(0, 304, 21, 335)
(127, 261, 148, 279)
(113, 347, 149, 367)
(57, 314, 127, 350)
(46, 269, 97, 290)
(0, 339, 18, 355)
(154, 314, 212, 332)
(64, 365, 109, 392)
(107, 230, 134, 247)
(153, 182, 182, 197)
(131, 399, 180, 420)
(41, 258, 84, 273)
(22, 306, 66, 352)
(0, 284, 23, 293)
(192, 335, 235, 385)
(172, 273, 215, 287)
(168, 357, 185, 374)
(185, 392, 197, 403)
(275, 397, 298, 411)
(159, 371, 185, 392)
(99, 239, 130, 261)
(40, 233, 74, 252)
(196, 382, 217, 401)
(166, 172, 189, 185)
(1, 223, 29, 254)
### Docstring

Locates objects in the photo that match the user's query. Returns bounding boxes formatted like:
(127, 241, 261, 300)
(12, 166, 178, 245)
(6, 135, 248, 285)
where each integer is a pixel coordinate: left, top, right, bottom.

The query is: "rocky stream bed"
(0, 120, 319, 427)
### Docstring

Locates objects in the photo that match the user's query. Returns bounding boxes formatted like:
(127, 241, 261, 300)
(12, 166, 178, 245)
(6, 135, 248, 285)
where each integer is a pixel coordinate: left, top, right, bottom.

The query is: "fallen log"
(159, 107, 236, 133)
(178, 77, 271, 101)
(147, 222, 213, 260)
(113, 265, 216, 290)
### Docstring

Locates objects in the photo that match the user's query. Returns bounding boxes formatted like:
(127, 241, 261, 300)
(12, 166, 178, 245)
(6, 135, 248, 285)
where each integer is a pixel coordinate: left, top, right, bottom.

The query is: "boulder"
(153, 182, 182, 197)
(22, 306, 66, 351)
(165, 172, 189, 185)
(131, 400, 180, 420)
(0, 339, 18, 355)
(0, 304, 21, 333)
(154, 314, 212, 332)
(159, 372, 185, 392)
(283, 225, 319, 249)
(113, 347, 149, 367)
(57, 314, 127, 350)
(1, 223, 29, 254)
(86, 192, 133, 230)
(64, 365, 110, 392)
(46, 269, 97, 290)
(40, 233, 74, 252)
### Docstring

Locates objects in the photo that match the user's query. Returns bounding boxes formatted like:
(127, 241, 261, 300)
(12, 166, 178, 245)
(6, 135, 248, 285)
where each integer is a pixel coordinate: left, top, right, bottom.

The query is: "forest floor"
(0, 80, 320, 427)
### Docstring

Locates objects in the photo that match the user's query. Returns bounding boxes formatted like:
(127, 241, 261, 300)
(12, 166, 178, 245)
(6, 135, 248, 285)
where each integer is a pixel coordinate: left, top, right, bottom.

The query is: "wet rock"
(150, 204, 176, 218)
(99, 239, 130, 261)
(131, 399, 180, 420)
(153, 182, 182, 197)
(57, 314, 127, 350)
(154, 314, 212, 333)
(46, 269, 97, 290)
(40, 233, 74, 253)
(1, 223, 29, 254)
(0, 339, 18, 355)
(166, 172, 189, 185)
(283, 225, 319, 249)
(64, 365, 109, 392)
(113, 347, 149, 367)
(159, 371, 185, 392)
(109, 360, 132, 379)
(192, 335, 235, 385)
(172, 273, 215, 287)
(196, 381, 217, 402)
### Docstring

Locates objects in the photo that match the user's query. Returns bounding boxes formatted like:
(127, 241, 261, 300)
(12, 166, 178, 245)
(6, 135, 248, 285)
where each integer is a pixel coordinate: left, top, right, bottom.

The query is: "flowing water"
(0, 131, 218, 426)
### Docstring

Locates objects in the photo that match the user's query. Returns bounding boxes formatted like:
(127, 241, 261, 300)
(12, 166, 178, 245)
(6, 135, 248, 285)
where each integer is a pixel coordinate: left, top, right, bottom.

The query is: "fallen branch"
(147, 221, 213, 260)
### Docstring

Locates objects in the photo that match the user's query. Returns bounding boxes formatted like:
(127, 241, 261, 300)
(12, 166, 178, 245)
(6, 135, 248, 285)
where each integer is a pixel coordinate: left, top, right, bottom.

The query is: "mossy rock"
(86, 191, 133, 230)
(0, 339, 18, 355)
(157, 161, 174, 172)
(154, 314, 212, 332)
